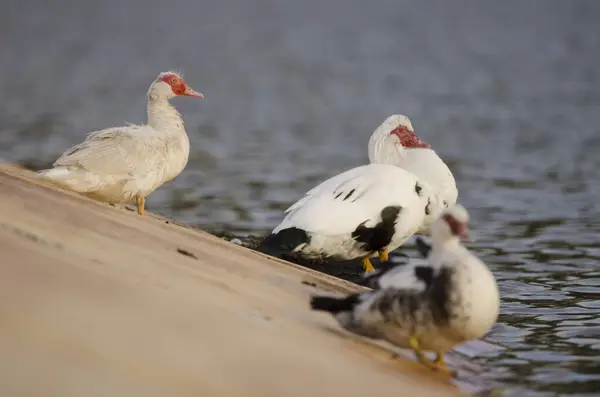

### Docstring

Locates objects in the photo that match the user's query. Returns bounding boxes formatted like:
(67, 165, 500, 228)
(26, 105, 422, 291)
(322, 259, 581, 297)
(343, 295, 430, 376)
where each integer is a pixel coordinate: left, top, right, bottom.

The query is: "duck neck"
(368, 130, 406, 165)
(146, 96, 185, 136)
(432, 235, 461, 251)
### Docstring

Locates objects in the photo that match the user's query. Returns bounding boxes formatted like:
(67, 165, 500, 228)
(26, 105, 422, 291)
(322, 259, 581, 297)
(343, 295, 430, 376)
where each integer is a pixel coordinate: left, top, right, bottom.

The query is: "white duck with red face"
(368, 115, 458, 234)
(37, 71, 203, 215)
(261, 114, 452, 273)
(282, 115, 456, 237)
(310, 204, 500, 374)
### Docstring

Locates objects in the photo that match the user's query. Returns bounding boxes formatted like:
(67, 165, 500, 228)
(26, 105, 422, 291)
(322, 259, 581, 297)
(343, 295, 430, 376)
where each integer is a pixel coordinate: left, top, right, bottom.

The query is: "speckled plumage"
(310, 204, 499, 370)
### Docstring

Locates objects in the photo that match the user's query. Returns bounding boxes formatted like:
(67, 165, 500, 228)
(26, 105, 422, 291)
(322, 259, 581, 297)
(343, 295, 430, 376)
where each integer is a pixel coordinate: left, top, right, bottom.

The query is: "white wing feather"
(274, 163, 425, 236)
(53, 126, 167, 176)
(399, 149, 458, 207)
(284, 166, 368, 214)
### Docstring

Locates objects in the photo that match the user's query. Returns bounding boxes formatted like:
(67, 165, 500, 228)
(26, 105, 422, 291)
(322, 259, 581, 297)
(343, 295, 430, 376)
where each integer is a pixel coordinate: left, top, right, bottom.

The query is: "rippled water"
(2, 1, 600, 395)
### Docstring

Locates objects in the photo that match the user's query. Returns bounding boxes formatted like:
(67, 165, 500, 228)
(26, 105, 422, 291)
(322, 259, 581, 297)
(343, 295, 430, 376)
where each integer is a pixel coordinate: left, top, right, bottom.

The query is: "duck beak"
(182, 85, 204, 98)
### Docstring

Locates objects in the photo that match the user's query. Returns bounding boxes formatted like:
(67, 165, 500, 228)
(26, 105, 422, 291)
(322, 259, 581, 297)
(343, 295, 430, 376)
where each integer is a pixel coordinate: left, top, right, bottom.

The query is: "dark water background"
(2, 1, 600, 395)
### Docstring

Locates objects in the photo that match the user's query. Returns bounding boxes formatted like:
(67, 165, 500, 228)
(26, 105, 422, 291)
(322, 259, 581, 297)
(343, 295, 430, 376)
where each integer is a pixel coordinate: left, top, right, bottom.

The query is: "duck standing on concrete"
(310, 204, 500, 373)
(37, 71, 203, 215)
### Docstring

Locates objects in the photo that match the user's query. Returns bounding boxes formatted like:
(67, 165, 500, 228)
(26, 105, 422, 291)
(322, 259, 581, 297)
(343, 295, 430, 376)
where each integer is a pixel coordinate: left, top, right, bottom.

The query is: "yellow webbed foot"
(433, 351, 445, 366)
(408, 335, 430, 366)
(362, 257, 376, 273)
(433, 351, 456, 376)
(408, 336, 455, 376)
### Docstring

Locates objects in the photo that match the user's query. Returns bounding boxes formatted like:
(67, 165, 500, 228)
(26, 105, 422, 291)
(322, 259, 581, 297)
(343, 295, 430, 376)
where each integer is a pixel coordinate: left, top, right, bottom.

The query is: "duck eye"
(171, 77, 178, 83)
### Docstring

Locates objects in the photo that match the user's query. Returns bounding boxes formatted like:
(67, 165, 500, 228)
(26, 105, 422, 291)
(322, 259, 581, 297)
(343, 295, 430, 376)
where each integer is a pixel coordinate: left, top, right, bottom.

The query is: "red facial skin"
(443, 214, 469, 239)
(158, 73, 203, 98)
(390, 125, 431, 148)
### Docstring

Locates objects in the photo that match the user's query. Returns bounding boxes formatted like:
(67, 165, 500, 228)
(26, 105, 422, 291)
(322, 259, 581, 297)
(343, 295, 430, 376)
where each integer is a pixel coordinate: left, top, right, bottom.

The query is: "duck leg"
(378, 248, 389, 262)
(408, 336, 455, 375)
(409, 335, 434, 368)
(361, 257, 376, 273)
(135, 195, 145, 216)
(433, 351, 445, 367)
(433, 351, 456, 376)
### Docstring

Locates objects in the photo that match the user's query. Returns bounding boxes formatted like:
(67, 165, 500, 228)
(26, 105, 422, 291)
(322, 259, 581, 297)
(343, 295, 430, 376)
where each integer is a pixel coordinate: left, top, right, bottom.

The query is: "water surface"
(1, 1, 600, 395)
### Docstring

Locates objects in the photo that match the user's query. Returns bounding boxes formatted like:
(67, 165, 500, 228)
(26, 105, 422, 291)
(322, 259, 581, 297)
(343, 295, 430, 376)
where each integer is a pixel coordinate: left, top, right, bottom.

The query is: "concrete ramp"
(0, 164, 469, 397)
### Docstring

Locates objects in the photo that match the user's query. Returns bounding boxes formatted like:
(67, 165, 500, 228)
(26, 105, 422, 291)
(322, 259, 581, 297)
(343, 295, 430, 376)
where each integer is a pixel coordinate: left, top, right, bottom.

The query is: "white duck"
(310, 204, 500, 373)
(368, 115, 458, 232)
(261, 115, 454, 272)
(260, 163, 444, 273)
(280, 115, 457, 235)
(36, 71, 203, 215)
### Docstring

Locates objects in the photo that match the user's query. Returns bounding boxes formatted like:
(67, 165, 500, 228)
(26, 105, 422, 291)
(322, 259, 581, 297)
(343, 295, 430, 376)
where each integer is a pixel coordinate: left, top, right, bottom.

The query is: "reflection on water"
(2, 1, 600, 395)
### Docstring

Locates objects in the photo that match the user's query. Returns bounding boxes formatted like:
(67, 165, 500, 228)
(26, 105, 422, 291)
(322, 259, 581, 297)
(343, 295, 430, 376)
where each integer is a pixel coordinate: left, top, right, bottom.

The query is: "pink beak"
(182, 85, 204, 98)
